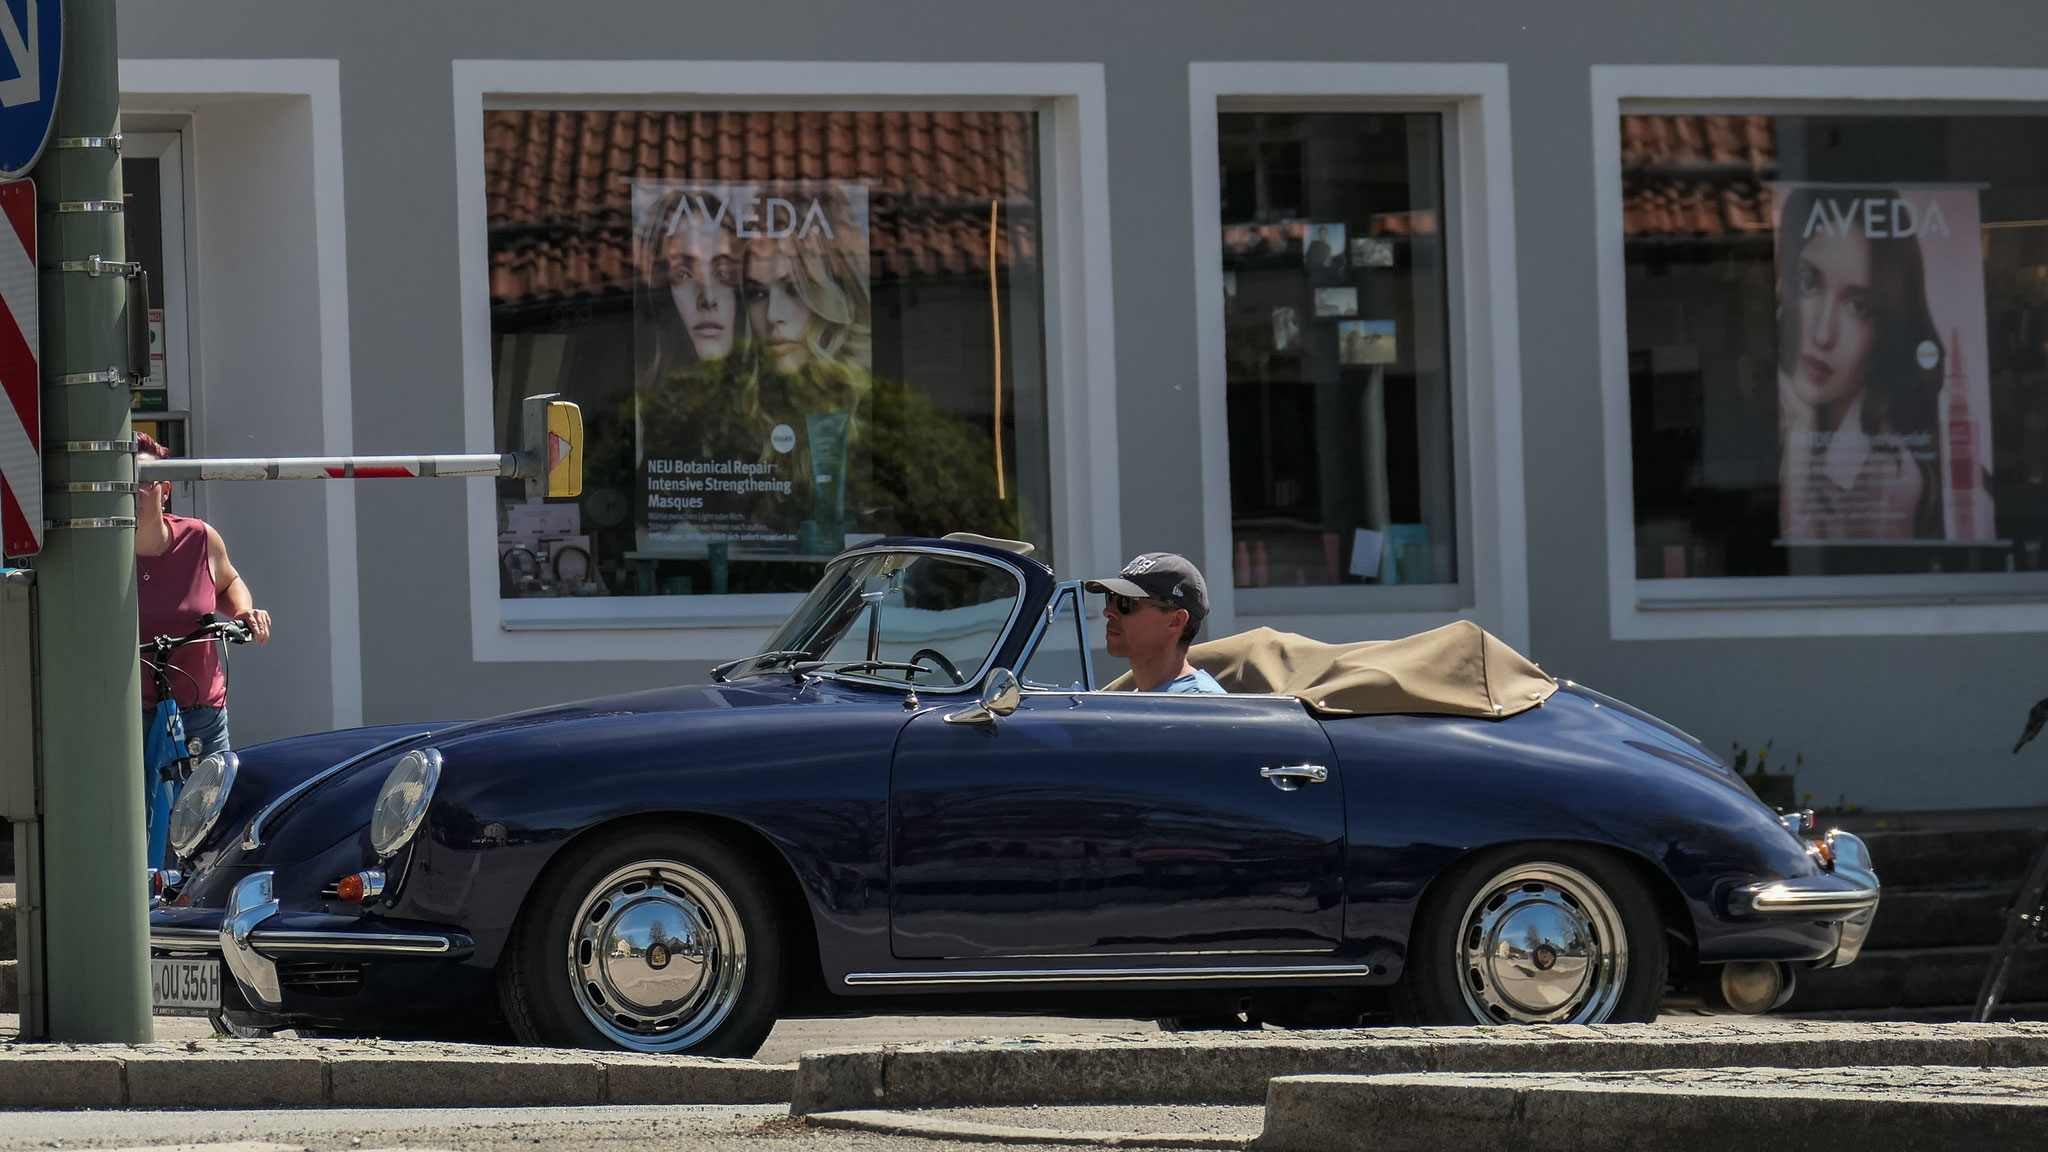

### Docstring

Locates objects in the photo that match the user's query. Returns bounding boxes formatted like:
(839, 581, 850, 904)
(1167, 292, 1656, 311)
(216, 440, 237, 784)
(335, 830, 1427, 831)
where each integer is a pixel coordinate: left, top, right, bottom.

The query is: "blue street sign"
(0, 0, 60, 180)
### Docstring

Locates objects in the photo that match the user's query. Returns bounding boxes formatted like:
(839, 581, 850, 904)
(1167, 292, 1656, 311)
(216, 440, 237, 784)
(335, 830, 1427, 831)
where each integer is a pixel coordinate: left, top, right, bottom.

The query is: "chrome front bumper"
(1728, 830, 1881, 968)
(150, 871, 470, 1010)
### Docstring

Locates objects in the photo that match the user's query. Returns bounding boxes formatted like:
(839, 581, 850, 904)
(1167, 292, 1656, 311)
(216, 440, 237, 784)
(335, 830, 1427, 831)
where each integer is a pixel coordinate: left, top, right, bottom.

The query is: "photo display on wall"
(1217, 111, 1458, 592)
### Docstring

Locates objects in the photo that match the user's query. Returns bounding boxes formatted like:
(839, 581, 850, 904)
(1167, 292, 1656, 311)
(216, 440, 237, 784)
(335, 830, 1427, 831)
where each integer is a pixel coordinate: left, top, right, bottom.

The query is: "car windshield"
(724, 550, 1023, 686)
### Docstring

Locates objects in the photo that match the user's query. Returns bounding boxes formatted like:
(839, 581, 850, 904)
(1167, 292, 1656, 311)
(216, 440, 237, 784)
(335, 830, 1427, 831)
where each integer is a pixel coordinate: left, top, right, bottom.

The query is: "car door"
(888, 690, 1345, 960)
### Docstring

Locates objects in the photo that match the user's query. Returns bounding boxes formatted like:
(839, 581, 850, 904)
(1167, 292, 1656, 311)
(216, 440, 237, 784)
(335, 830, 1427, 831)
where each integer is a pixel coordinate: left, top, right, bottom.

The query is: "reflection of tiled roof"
(486, 110, 1038, 308)
(1621, 114, 1777, 240)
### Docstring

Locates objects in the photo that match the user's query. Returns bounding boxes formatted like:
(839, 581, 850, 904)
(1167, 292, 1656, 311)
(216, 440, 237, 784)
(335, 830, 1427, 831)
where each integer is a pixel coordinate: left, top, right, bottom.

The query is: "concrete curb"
(790, 1021, 2048, 1111)
(0, 1039, 792, 1109)
(806, 1109, 1244, 1149)
(1254, 1070, 2048, 1152)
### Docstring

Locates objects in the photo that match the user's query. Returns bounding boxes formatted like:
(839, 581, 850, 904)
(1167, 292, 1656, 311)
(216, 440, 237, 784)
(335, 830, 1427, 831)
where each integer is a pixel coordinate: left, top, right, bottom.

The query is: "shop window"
(484, 109, 1051, 602)
(1216, 112, 1457, 598)
(1622, 111, 2048, 584)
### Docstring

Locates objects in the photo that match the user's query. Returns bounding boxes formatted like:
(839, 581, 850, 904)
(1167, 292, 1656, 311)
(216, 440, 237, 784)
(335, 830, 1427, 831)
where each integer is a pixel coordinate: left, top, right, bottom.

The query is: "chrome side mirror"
(945, 668, 1022, 725)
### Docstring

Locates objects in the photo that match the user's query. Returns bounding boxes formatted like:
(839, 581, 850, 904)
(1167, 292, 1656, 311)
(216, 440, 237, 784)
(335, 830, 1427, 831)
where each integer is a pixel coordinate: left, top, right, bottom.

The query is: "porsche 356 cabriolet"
(149, 534, 1879, 1055)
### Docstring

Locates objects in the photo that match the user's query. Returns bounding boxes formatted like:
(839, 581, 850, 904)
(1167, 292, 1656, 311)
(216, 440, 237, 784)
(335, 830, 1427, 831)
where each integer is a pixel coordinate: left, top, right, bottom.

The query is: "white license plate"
(150, 957, 222, 1012)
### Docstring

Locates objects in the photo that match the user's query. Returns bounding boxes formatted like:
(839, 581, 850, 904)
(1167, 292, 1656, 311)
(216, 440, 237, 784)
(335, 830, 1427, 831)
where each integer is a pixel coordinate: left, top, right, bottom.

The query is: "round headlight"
(370, 748, 442, 857)
(168, 751, 239, 859)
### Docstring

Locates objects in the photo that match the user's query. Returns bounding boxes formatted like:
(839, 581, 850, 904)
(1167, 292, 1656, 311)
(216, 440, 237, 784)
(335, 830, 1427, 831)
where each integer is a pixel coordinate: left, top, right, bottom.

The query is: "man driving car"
(1085, 553, 1225, 694)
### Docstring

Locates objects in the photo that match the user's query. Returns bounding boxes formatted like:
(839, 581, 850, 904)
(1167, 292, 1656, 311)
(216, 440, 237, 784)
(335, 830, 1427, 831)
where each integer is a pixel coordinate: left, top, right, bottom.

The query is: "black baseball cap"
(1084, 552, 1209, 624)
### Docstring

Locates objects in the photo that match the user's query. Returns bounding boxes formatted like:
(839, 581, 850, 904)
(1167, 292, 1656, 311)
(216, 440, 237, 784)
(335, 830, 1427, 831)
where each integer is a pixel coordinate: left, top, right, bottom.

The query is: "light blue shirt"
(1163, 668, 1226, 695)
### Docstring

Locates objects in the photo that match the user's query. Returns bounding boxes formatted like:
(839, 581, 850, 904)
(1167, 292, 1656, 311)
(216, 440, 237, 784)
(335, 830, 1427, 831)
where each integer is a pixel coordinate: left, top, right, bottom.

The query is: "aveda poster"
(1771, 185, 1994, 543)
(631, 181, 873, 557)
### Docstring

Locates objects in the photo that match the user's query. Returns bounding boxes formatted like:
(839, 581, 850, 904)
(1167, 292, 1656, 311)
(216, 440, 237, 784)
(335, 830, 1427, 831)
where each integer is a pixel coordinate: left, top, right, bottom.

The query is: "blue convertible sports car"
(149, 535, 1879, 1055)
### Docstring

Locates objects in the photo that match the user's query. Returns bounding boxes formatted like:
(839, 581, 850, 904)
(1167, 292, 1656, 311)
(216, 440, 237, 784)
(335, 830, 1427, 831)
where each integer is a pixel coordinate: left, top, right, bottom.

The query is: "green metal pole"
(28, 0, 148, 1041)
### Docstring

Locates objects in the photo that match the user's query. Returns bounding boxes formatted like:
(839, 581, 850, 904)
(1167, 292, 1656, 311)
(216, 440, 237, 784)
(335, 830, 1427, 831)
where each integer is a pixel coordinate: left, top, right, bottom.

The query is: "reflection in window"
(1218, 112, 1457, 591)
(486, 110, 1051, 600)
(1623, 112, 2048, 579)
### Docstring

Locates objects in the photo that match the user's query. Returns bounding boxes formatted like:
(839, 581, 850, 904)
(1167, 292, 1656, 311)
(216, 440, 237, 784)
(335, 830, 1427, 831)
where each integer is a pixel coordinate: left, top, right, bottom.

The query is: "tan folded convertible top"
(1108, 619, 1557, 719)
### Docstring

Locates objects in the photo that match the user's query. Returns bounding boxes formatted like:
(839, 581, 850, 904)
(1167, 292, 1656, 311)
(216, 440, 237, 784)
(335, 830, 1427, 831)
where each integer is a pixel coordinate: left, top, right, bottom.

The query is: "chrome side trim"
(1737, 885, 1881, 916)
(154, 926, 461, 957)
(150, 926, 222, 952)
(244, 730, 429, 850)
(843, 963, 1379, 987)
(252, 931, 456, 956)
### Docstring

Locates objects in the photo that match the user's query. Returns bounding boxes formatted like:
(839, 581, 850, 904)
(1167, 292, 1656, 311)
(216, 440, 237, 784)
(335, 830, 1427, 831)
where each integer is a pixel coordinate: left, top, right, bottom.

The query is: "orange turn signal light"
(334, 870, 386, 904)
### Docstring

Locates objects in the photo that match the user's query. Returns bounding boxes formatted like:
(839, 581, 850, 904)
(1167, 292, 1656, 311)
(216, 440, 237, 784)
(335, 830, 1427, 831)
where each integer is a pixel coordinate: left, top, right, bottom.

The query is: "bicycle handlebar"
(141, 614, 253, 656)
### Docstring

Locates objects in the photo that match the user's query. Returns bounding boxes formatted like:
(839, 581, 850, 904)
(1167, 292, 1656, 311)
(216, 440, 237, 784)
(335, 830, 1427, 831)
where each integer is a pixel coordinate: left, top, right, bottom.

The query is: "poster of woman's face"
(632, 181, 874, 551)
(661, 221, 740, 360)
(1771, 184, 1994, 543)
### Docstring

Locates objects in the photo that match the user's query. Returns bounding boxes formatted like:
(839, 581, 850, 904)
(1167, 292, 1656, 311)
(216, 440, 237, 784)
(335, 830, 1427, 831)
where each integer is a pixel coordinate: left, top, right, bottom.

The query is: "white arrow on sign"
(0, 0, 39, 110)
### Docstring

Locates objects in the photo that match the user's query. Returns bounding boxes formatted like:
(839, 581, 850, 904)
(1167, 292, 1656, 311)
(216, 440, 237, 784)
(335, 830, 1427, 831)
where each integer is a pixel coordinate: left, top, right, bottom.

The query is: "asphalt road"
(0, 1103, 1127, 1151)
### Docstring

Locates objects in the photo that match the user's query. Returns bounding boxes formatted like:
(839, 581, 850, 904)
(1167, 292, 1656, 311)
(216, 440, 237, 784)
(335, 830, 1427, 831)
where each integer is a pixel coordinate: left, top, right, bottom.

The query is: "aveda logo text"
(665, 191, 837, 240)
(1800, 195, 1950, 240)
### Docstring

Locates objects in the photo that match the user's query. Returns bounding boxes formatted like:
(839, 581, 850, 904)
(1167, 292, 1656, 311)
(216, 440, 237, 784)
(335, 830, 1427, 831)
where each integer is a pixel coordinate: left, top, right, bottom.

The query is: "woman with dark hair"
(1776, 186, 1944, 540)
(633, 186, 752, 394)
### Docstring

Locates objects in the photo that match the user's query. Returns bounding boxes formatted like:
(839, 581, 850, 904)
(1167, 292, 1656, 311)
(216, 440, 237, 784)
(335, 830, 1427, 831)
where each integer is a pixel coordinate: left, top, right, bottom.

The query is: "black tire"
(499, 826, 784, 1057)
(1391, 843, 1665, 1026)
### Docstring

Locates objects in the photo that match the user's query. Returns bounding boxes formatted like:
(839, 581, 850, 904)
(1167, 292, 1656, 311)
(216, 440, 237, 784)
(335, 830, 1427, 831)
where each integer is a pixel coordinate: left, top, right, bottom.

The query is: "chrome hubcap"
(1455, 862, 1626, 1024)
(566, 860, 747, 1051)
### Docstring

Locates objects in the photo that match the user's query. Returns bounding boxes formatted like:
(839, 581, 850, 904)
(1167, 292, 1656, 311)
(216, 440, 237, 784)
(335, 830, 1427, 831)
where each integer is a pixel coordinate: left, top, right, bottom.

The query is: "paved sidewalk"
(1258, 1065, 2048, 1152)
(0, 1036, 791, 1109)
(791, 1019, 2048, 1111)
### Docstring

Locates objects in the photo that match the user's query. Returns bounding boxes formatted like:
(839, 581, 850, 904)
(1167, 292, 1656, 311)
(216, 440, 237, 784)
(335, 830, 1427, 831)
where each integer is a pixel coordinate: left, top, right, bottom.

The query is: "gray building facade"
(111, 1, 2048, 812)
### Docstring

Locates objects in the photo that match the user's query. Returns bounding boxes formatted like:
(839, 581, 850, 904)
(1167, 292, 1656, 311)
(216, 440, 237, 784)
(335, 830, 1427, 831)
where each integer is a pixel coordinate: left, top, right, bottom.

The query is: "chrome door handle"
(1260, 764, 1328, 790)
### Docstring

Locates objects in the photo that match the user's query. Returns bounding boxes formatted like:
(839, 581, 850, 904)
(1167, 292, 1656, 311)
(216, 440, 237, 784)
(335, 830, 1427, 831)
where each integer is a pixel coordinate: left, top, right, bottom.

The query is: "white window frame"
(1189, 63, 1527, 650)
(1595, 65, 2048, 640)
(119, 59, 363, 730)
(119, 127, 198, 515)
(453, 61, 1121, 662)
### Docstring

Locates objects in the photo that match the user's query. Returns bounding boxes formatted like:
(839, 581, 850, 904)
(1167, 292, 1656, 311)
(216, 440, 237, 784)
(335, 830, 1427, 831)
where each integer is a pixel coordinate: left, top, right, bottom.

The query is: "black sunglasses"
(1104, 592, 1175, 615)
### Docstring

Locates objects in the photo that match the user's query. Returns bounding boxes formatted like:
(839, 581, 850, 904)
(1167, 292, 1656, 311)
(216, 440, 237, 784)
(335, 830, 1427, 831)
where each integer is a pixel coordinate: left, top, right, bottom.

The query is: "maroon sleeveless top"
(138, 514, 226, 710)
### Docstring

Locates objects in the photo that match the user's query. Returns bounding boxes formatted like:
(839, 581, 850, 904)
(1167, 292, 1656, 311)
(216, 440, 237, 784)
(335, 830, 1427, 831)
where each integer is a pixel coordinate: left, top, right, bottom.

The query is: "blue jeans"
(147, 703, 230, 759)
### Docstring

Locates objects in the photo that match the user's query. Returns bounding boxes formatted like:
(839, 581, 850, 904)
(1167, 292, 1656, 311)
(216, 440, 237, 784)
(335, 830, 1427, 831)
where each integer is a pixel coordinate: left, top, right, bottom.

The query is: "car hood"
(238, 677, 818, 866)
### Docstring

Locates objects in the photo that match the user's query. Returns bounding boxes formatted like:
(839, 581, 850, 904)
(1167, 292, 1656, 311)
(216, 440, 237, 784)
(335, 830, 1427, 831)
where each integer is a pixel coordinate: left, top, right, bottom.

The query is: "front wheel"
(499, 827, 783, 1056)
(1392, 844, 1665, 1026)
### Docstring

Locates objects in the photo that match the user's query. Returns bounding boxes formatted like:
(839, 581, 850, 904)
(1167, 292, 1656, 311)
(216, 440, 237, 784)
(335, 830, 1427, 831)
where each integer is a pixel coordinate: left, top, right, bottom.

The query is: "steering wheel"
(910, 647, 965, 686)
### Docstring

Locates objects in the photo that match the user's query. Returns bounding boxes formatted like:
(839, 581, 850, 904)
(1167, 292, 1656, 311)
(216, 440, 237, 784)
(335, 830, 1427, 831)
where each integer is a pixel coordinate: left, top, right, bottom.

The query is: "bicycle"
(140, 614, 251, 876)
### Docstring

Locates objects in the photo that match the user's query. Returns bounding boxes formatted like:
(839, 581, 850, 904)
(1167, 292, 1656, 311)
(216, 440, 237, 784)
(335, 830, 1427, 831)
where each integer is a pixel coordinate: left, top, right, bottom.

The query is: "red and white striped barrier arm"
(138, 453, 526, 483)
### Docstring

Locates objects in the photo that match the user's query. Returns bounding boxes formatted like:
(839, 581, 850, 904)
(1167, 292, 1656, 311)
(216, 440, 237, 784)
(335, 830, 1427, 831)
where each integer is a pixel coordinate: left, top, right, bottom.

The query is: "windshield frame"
(733, 543, 1035, 695)
(1012, 580, 1096, 693)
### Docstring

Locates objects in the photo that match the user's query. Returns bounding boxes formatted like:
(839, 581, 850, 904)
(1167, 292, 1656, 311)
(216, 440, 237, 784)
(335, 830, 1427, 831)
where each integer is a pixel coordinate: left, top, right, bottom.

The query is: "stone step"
(1863, 887, 2014, 951)
(1856, 827, 2046, 889)
(1787, 945, 2048, 1012)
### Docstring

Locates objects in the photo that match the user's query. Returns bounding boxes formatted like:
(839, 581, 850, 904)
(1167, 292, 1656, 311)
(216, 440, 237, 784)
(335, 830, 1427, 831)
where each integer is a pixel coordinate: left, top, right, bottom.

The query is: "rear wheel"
(1392, 844, 1665, 1026)
(499, 827, 783, 1056)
